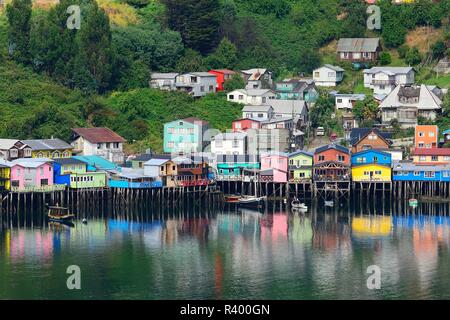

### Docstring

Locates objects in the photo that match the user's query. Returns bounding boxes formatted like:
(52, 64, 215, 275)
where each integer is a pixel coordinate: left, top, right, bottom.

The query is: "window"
(375, 171, 381, 175)
(425, 171, 435, 178)
(318, 155, 325, 161)
(9, 149, 18, 158)
(443, 172, 450, 178)
(431, 156, 438, 161)
(114, 143, 119, 149)
(373, 156, 378, 163)
(363, 52, 370, 58)
(380, 85, 385, 90)
(444, 156, 450, 161)
(168, 127, 175, 134)
(229, 95, 234, 100)
(337, 99, 342, 103)
(418, 143, 424, 148)
(426, 144, 431, 148)
(414, 171, 420, 176)
(262, 97, 266, 103)
(235, 123, 241, 129)
(419, 132, 424, 137)
(429, 132, 435, 137)
(258, 113, 264, 118)
(200, 86, 205, 92)
(239, 95, 244, 100)
(97, 143, 102, 149)
(209, 85, 214, 91)
(419, 156, 426, 161)
(106, 143, 110, 149)
(161, 166, 164, 172)
(314, 72, 320, 77)
(337, 155, 345, 162)
(328, 72, 334, 78)
(24, 149, 32, 157)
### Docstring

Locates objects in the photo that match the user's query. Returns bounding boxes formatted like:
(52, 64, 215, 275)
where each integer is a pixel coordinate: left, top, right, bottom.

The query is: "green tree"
(163, 0, 221, 54)
(431, 41, 446, 60)
(223, 73, 245, 92)
(379, 52, 392, 66)
(294, 48, 321, 74)
(6, 0, 32, 64)
(405, 47, 422, 66)
(353, 96, 379, 124)
(205, 37, 238, 69)
(176, 49, 206, 73)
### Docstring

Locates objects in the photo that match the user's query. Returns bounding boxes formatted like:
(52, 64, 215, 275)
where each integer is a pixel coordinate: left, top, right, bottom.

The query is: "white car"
(316, 127, 325, 136)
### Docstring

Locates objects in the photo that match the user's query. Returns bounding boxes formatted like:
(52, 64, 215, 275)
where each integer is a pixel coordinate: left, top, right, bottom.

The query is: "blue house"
(351, 150, 392, 182)
(216, 154, 260, 179)
(392, 161, 450, 182)
(351, 149, 392, 166)
(163, 117, 209, 154)
(72, 155, 119, 172)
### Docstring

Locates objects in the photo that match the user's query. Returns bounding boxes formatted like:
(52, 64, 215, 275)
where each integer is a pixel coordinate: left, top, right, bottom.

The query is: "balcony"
(371, 79, 396, 85)
(10, 184, 67, 193)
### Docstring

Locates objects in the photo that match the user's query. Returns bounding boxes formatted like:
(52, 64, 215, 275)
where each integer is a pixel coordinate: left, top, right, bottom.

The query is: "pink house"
(10, 159, 54, 190)
(260, 152, 288, 183)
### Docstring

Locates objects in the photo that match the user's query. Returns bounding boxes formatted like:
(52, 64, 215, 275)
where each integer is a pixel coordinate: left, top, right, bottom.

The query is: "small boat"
(291, 198, 307, 210)
(239, 195, 266, 207)
(224, 195, 241, 203)
(324, 200, 334, 207)
(409, 198, 418, 207)
(47, 205, 75, 223)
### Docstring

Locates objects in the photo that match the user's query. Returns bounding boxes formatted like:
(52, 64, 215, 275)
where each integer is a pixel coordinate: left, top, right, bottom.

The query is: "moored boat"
(239, 195, 266, 207)
(46, 205, 75, 223)
(291, 198, 307, 210)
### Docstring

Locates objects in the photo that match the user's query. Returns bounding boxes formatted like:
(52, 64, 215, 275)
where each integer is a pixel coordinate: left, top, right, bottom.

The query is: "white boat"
(239, 196, 266, 207)
(291, 198, 307, 210)
(324, 200, 334, 207)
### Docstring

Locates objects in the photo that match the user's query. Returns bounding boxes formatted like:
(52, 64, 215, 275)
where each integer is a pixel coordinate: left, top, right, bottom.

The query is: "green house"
(216, 154, 260, 179)
(164, 117, 209, 154)
(288, 150, 314, 181)
(54, 158, 107, 189)
(274, 80, 319, 103)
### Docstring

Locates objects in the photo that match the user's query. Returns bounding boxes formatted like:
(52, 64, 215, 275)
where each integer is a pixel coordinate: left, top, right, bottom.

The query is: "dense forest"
(0, 0, 449, 152)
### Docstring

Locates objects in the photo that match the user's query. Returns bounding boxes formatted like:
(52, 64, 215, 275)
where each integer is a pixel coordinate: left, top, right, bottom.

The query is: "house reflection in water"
(312, 215, 351, 251)
(2, 230, 54, 264)
(261, 213, 288, 243)
(288, 215, 313, 246)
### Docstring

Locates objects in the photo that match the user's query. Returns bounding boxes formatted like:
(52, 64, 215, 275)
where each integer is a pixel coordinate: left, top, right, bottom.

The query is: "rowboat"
(409, 198, 418, 207)
(224, 195, 241, 203)
(47, 205, 75, 223)
(291, 198, 307, 210)
(239, 196, 266, 208)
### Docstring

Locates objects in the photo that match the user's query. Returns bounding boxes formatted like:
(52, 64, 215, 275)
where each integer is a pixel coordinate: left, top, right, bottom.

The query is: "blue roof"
(443, 129, 450, 134)
(351, 149, 391, 158)
(315, 144, 349, 155)
(72, 155, 118, 171)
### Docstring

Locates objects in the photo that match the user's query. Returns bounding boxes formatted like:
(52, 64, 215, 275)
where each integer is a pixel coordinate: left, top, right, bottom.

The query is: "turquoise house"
(72, 155, 119, 171)
(216, 154, 260, 178)
(274, 80, 319, 103)
(163, 117, 209, 154)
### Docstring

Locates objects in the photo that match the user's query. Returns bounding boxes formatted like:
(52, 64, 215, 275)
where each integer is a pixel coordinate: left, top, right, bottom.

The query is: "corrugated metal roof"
(72, 127, 126, 143)
(337, 38, 380, 52)
(22, 138, 72, 151)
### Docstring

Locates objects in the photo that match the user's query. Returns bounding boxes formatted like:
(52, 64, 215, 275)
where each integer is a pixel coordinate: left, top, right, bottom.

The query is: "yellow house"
(351, 150, 392, 182)
(22, 138, 73, 159)
(0, 164, 11, 191)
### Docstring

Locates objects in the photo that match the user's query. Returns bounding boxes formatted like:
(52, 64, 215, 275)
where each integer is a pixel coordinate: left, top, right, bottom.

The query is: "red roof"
(413, 148, 450, 156)
(209, 69, 236, 75)
(72, 127, 126, 143)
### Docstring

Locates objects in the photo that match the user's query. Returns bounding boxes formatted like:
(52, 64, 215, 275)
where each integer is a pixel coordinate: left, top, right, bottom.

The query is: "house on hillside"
(335, 94, 366, 112)
(351, 149, 392, 182)
(208, 69, 236, 92)
(350, 128, 392, 153)
(313, 144, 350, 181)
(411, 148, 450, 165)
(242, 105, 274, 121)
(363, 67, 415, 96)
(274, 79, 319, 103)
(379, 84, 442, 128)
(227, 89, 275, 105)
(268, 99, 309, 124)
(175, 72, 217, 97)
(22, 138, 73, 159)
(0, 140, 32, 161)
(215, 154, 260, 180)
(53, 158, 107, 189)
(9, 158, 58, 192)
(313, 65, 345, 87)
(241, 68, 273, 90)
(211, 132, 247, 156)
(149, 73, 179, 91)
(414, 125, 438, 149)
(71, 127, 126, 164)
(232, 118, 261, 132)
(144, 158, 178, 187)
(288, 150, 313, 182)
(337, 38, 381, 63)
(260, 152, 288, 183)
(393, 161, 450, 183)
(163, 117, 209, 154)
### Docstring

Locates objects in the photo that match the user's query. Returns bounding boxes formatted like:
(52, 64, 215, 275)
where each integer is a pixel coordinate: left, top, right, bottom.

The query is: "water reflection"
(1, 201, 450, 299)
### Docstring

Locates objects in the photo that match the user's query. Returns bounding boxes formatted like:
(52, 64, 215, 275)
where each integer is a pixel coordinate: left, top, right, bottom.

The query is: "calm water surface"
(1, 199, 450, 299)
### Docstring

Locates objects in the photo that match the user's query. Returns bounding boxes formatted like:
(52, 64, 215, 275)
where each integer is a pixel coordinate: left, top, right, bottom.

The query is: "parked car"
(330, 133, 338, 141)
(316, 127, 325, 136)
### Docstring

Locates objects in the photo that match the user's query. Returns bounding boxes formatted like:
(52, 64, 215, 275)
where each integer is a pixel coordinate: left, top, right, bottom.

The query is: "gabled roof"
(319, 64, 345, 72)
(379, 84, 442, 110)
(393, 161, 450, 172)
(72, 127, 126, 143)
(230, 89, 274, 96)
(351, 149, 392, 158)
(72, 155, 118, 170)
(22, 138, 73, 151)
(209, 69, 236, 75)
(288, 150, 314, 158)
(182, 72, 216, 77)
(182, 117, 209, 126)
(363, 67, 414, 75)
(350, 128, 392, 146)
(133, 153, 153, 162)
(242, 105, 273, 112)
(150, 72, 179, 79)
(0, 139, 30, 150)
(11, 158, 53, 168)
(267, 100, 307, 115)
(241, 68, 269, 81)
(337, 38, 380, 52)
(53, 158, 87, 165)
(315, 144, 349, 155)
(144, 158, 170, 166)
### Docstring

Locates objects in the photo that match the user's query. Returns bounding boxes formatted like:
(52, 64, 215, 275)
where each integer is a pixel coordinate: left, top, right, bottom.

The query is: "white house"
(241, 68, 273, 90)
(268, 99, 309, 124)
(363, 67, 415, 96)
(149, 73, 179, 91)
(175, 72, 217, 97)
(227, 89, 275, 105)
(242, 105, 274, 121)
(211, 132, 247, 155)
(71, 127, 126, 164)
(313, 64, 344, 87)
(335, 94, 366, 112)
(379, 84, 443, 128)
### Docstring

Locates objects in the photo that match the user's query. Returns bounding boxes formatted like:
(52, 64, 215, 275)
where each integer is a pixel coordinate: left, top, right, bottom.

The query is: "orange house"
(208, 69, 236, 92)
(313, 144, 351, 181)
(415, 125, 438, 149)
(232, 118, 261, 132)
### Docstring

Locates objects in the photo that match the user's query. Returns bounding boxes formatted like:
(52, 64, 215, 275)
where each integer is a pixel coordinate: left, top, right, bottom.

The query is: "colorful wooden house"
(414, 125, 438, 149)
(412, 148, 450, 164)
(351, 149, 392, 182)
(53, 158, 107, 189)
(208, 69, 236, 92)
(22, 138, 73, 159)
(0, 161, 11, 191)
(72, 155, 119, 171)
(144, 158, 178, 187)
(393, 161, 450, 182)
(274, 79, 318, 103)
(216, 154, 260, 180)
(9, 158, 60, 192)
(260, 152, 288, 183)
(173, 155, 210, 186)
(163, 117, 209, 154)
(109, 168, 162, 188)
(0, 139, 32, 161)
(288, 150, 313, 182)
(232, 118, 261, 132)
(313, 144, 350, 181)
(350, 128, 392, 153)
